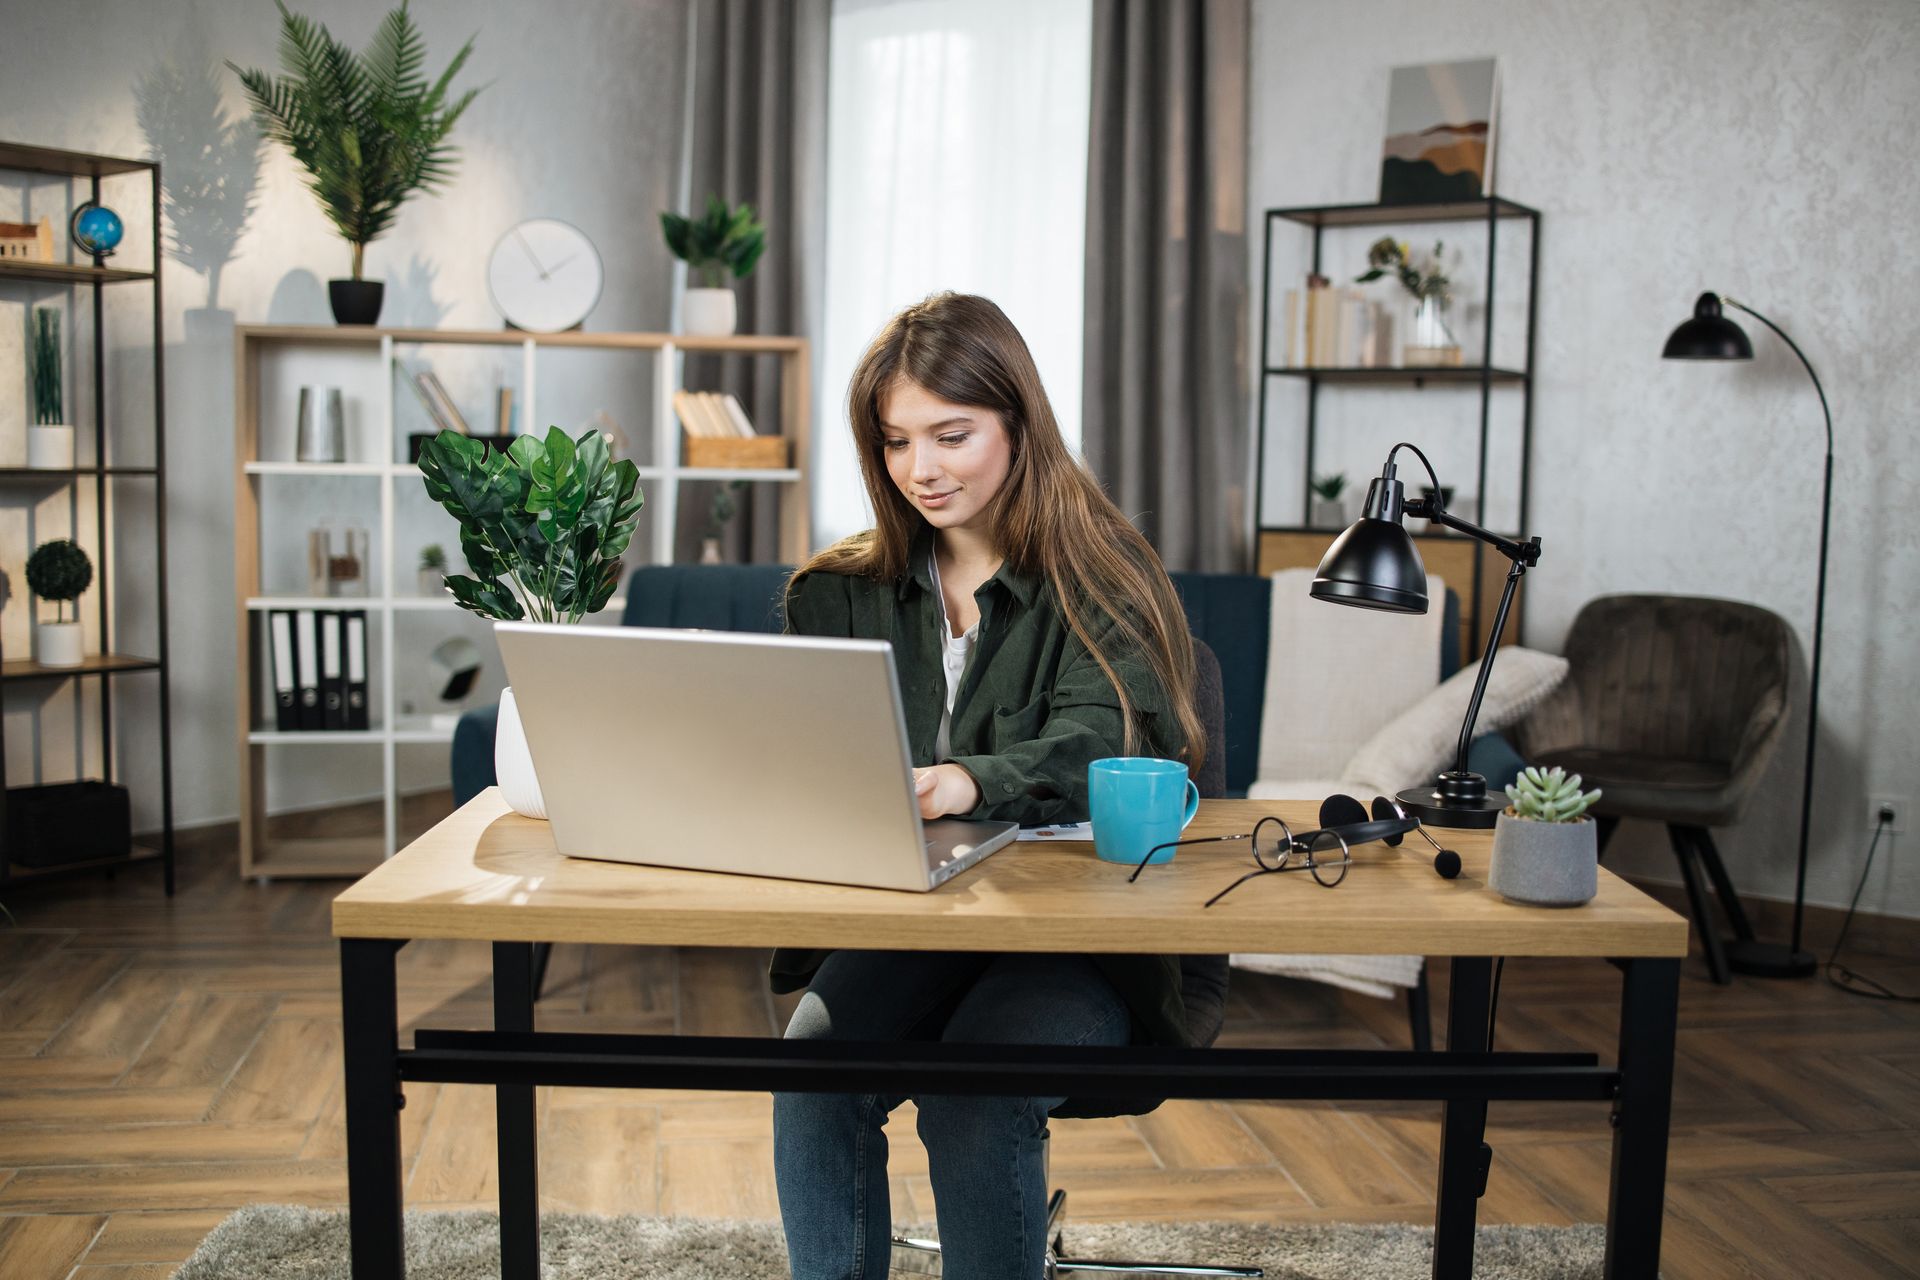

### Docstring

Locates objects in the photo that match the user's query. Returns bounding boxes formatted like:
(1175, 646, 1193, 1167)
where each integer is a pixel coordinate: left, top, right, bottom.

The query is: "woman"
(771, 292, 1203, 1280)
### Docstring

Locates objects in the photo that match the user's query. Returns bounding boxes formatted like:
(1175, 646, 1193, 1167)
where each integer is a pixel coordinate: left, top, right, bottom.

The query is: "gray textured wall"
(0, 0, 689, 828)
(1250, 0, 1920, 918)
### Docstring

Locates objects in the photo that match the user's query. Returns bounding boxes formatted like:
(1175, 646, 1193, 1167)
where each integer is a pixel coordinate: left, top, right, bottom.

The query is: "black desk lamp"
(1311, 442, 1541, 828)
(1662, 291, 1830, 980)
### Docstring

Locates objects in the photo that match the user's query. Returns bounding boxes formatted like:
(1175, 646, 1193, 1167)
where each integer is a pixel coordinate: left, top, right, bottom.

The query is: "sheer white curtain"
(816, 0, 1093, 547)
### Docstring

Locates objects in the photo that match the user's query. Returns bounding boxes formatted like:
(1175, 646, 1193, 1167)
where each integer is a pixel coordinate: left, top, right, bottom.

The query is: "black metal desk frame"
(340, 940, 1678, 1280)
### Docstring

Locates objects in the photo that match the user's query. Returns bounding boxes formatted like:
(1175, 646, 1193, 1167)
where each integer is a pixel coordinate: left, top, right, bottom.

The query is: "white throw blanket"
(1235, 568, 1445, 999)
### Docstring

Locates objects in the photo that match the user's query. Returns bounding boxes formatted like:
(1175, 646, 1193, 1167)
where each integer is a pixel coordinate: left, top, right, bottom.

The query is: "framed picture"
(1379, 58, 1499, 204)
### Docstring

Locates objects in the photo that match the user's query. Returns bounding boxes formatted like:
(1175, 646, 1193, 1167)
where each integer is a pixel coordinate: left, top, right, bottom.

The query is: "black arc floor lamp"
(1662, 291, 1831, 980)
(1310, 441, 1541, 829)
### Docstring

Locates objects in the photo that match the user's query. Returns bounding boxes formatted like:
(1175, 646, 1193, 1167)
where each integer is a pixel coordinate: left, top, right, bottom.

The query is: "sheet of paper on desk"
(1018, 822, 1093, 841)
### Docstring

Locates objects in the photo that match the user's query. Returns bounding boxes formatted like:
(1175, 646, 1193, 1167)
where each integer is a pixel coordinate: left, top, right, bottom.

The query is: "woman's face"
(878, 378, 1014, 540)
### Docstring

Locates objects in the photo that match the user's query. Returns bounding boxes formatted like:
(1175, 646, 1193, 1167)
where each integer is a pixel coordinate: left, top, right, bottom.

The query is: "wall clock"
(487, 218, 603, 332)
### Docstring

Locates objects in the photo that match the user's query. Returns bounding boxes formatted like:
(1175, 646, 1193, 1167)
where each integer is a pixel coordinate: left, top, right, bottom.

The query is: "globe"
(71, 203, 124, 257)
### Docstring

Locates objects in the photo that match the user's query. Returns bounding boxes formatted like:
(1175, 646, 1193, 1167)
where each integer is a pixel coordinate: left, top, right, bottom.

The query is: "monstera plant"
(416, 427, 643, 624)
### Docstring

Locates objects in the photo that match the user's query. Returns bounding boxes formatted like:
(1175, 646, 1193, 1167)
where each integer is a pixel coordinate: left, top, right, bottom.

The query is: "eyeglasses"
(1127, 794, 1460, 908)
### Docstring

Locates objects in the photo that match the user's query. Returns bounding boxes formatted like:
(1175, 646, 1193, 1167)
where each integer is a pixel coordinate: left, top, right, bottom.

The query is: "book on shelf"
(403, 368, 452, 433)
(720, 393, 757, 438)
(496, 386, 514, 437)
(1283, 275, 1398, 368)
(419, 371, 470, 434)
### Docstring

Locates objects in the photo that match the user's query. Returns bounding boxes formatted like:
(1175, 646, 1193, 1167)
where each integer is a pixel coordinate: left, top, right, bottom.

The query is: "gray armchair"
(1516, 593, 1792, 983)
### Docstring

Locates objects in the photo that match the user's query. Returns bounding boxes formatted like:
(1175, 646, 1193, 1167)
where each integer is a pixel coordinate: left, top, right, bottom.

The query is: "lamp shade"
(1663, 292, 1753, 360)
(1311, 503, 1430, 613)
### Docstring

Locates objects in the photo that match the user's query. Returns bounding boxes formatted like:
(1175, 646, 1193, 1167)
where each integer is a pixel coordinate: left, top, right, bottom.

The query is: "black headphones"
(1318, 793, 1462, 880)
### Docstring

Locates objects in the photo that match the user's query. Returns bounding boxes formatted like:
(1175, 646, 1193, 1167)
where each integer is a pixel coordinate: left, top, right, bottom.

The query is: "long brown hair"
(792, 292, 1203, 768)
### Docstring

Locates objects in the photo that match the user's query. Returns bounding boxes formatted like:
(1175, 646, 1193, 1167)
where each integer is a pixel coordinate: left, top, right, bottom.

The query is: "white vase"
(418, 568, 444, 598)
(682, 287, 737, 337)
(1404, 295, 1462, 367)
(495, 687, 548, 819)
(1309, 497, 1347, 530)
(36, 620, 83, 668)
(28, 425, 73, 469)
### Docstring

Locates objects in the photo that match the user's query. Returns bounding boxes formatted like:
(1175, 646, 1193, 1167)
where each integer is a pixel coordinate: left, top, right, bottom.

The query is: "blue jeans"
(773, 949, 1133, 1280)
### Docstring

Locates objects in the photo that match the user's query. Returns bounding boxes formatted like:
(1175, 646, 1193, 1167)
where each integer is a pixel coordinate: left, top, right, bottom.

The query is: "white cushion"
(1231, 952, 1423, 999)
(1255, 569, 1445, 784)
(1341, 646, 1570, 794)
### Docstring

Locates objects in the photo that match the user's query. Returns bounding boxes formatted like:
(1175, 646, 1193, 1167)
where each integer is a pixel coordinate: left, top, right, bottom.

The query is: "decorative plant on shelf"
(1504, 766, 1602, 823)
(1308, 472, 1347, 529)
(416, 426, 643, 624)
(26, 539, 93, 668)
(31, 310, 61, 427)
(701, 479, 749, 563)
(28, 309, 73, 468)
(230, 0, 479, 322)
(1309, 473, 1346, 503)
(1355, 237, 1452, 303)
(417, 542, 448, 595)
(660, 194, 767, 289)
(660, 195, 766, 336)
(26, 540, 91, 625)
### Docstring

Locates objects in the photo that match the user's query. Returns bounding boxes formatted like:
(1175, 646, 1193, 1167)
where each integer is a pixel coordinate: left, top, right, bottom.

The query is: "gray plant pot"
(1488, 810, 1598, 907)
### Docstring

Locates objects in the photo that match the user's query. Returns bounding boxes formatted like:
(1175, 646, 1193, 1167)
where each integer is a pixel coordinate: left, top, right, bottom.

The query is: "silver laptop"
(493, 622, 1019, 892)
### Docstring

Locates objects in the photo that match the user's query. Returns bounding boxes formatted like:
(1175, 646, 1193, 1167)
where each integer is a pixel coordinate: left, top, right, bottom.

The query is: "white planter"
(682, 287, 738, 337)
(35, 620, 84, 668)
(1488, 810, 1598, 906)
(418, 568, 445, 598)
(495, 686, 548, 819)
(28, 425, 73, 469)
(1309, 497, 1347, 530)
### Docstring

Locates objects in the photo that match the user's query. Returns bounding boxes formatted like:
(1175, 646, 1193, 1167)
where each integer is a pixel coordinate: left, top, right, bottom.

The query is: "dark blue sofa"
(452, 564, 1524, 804)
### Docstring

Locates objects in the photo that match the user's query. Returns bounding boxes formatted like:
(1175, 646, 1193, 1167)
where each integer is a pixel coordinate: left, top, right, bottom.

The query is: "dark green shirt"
(767, 529, 1192, 1047)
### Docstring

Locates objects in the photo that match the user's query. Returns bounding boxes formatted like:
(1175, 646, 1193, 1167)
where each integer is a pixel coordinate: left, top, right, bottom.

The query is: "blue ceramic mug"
(1089, 757, 1200, 866)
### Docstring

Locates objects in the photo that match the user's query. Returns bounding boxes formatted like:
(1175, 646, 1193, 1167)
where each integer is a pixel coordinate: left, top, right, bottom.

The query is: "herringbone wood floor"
(0, 806, 1916, 1279)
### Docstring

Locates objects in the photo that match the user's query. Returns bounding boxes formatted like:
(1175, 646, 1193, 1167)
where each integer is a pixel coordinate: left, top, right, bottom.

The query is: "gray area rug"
(176, 1205, 1610, 1279)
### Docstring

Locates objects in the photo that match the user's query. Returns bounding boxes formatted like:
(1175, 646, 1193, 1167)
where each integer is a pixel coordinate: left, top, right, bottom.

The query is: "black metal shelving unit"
(1254, 195, 1541, 660)
(0, 141, 174, 895)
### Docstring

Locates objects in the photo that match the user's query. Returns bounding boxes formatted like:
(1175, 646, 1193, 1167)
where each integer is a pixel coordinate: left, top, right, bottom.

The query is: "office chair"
(891, 639, 1261, 1278)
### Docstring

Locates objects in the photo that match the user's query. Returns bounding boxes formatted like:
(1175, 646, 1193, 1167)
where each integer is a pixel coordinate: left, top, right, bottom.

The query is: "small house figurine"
(0, 216, 55, 263)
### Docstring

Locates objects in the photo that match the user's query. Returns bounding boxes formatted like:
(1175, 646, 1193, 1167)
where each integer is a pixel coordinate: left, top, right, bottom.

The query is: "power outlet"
(1868, 796, 1908, 835)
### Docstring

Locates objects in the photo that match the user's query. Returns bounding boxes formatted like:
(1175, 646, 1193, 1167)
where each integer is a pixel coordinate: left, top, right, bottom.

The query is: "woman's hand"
(912, 764, 982, 819)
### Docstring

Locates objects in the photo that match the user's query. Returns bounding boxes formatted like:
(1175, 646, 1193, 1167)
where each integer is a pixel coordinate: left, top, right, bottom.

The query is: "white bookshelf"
(233, 324, 811, 876)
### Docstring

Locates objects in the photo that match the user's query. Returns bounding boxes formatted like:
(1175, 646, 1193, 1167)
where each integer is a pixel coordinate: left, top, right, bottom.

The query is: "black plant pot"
(329, 279, 385, 326)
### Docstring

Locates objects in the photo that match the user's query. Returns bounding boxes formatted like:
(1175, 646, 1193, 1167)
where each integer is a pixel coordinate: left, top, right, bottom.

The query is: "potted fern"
(230, 0, 479, 325)
(26, 539, 92, 668)
(28, 309, 71, 469)
(1489, 766, 1605, 906)
(416, 426, 643, 817)
(660, 194, 766, 336)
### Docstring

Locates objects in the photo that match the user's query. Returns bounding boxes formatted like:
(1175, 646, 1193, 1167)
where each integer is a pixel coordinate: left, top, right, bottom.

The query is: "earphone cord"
(1825, 818, 1918, 1002)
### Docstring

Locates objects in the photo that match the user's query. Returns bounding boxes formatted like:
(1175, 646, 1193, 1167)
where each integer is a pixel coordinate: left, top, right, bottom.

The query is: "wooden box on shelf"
(684, 434, 789, 469)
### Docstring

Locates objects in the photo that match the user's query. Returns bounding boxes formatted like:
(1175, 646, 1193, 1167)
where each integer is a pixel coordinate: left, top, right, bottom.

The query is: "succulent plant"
(419, 543, 447, 570)
(1505, 766, 1602, 824)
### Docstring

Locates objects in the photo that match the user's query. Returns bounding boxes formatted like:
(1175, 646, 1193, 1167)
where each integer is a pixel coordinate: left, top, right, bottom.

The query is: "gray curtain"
(675, 0, 829, 565)
(1081, 0, 1251, 573)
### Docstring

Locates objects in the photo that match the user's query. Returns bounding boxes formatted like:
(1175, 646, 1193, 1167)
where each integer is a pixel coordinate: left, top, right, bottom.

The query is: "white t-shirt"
(928, 547, 978, 763)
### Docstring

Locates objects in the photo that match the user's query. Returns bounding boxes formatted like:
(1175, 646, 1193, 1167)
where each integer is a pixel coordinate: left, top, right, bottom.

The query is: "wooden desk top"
(332, 791, 1687, 958)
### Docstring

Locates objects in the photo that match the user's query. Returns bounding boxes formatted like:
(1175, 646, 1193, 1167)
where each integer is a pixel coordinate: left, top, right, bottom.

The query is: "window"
(817, 0, 1093, 546)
